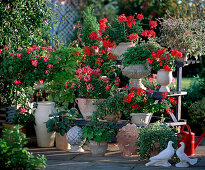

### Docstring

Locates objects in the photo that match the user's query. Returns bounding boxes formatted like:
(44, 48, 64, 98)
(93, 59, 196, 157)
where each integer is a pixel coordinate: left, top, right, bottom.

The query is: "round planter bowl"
(89, 140, 108, 156)
(110, 42, 135, 60)
(130, 113, 153, 126)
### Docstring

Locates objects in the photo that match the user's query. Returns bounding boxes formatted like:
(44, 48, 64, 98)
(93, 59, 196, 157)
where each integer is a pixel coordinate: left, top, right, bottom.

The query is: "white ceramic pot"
(156, 69, 173, 92)
(56, 133, 70, 151)
(75, 98, 102, 120)
(130, 113, 153, 126)
(66, 126, 85, 152)
(34, 101, 56, 147)
(89, 140, 108, 156)
(110, 42, 135, 60)
(122, 64, 151, 89)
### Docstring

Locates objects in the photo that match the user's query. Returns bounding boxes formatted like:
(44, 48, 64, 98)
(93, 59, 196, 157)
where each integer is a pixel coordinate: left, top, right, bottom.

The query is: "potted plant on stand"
(147, 49, 183, 92)
(101, 14, 143, 60)
(82, 118, 118, 156)
(93, 90, 126, 122)
(45, 107, 78, 150)
(122, 39, 162, 89)
(123, 87, 160, 125)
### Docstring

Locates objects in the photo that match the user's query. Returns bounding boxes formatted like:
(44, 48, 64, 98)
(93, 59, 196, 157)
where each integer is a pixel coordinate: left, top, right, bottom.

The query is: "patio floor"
(29, 143, 205, 170)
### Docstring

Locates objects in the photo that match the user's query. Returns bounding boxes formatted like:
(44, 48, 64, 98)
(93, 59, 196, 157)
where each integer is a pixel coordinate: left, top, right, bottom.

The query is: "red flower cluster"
(13, 79, 21, 85)
(136, 14, 144, 20)
(149, 21, 157, 29)
(99, 18, 108, 34)
(90, 31, 98, 42)
(142, 30, 156, 38)
(118, 14, 127, 22)
(118, 14, 136, 28)
(147, 49, 183, 71)
(129, 33, 139, 42)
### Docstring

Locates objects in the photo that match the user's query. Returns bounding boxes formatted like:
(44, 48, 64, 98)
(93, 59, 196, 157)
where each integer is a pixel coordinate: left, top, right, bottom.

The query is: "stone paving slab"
(29, 144, 205, 170)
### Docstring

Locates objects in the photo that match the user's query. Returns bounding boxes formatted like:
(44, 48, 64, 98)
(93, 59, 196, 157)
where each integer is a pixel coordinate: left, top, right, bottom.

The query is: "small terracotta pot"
(56, 133, 70, 151)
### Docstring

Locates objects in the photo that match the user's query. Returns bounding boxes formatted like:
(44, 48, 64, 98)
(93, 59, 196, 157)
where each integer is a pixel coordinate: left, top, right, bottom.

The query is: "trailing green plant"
(13, 105, 35, 128)
(188, 97, 205, 131)
(0, 0, 53, 50)
(45, 107, 78, 136)
(82, 118, 118, 143)
(46, 46, 83, 105)
(94, 90, 127, 121)
(158, 16, 205, 59)
(122, 38, 162, 66)
(135, 119, 178, 160)
(0, 125, 47, 169)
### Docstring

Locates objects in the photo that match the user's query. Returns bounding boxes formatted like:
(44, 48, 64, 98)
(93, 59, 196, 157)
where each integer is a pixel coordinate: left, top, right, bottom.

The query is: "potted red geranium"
(147, 49, 183, 92)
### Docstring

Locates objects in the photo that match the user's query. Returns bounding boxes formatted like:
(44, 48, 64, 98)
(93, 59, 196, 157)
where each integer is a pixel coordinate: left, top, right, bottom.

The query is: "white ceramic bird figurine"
(145, 141, 175, 167)
(175, 142, 198, 167)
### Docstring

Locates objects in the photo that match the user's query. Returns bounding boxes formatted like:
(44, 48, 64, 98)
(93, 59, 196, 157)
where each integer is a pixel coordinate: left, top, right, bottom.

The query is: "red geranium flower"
(90, 31, 98, 42)
(129, 33, 139, 42)
(118, 14, 127, 22)
(136, 14, 144, 20)
(149, 21, 157, 29)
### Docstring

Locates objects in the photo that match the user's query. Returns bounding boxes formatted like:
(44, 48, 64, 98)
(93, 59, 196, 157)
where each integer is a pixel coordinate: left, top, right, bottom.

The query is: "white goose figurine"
(176, 142, 198, 167)
(145, 141, 175, 167)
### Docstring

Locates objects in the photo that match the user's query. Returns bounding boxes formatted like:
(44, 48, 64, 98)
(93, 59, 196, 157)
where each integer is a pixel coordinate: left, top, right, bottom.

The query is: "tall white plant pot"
(34, 101, 56, 147)
(122, 64, 151, 89)
(156, 69, 173, 92)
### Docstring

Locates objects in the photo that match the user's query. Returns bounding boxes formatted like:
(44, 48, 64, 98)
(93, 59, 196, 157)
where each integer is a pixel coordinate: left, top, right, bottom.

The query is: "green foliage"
(82, 118, 118, 143)
(103, 15, 143, 44)
(46, 106, 78, 136)
(116, 0, 179, 20)
(83, 0, 118, 21)
(122, 38, 162, 66)
(94, 91, 127, 120)
(80, 7, 100, 47)
(158, 17, 205, 59)
(46, 47, 83, 104)
(0, 125, 47, 169)
(136, 120, 178, 160)
(13, 105, 35, 128)
(0, 0, 53, 50)
(189, 97, 205, 131)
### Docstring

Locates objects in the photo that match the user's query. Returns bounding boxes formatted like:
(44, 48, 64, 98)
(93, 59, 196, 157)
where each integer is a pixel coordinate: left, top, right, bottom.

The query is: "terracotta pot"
(130, 113, 153, 126)
(110, 42, 135, 60)
(75, 98, 103, 120)
(89, 140, 108, 156)
(56, 133, 70, 151)
(122, 64, 151, 89)
(103, 111, 122, 122)
(156, 69, 173, 92)
(116, 123, 139, 156)
(150, 142, 160, 157)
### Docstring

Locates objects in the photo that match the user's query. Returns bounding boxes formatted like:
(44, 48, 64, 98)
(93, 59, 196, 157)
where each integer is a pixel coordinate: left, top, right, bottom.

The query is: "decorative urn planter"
(88, 140, 108, 156)
(66, 126, 85, 152)
(122, 64, 151, 89)
(116, 123, 139, 156)
(56, 133, 70, 151)
(110, 42, 135, 60)
(130, 113, 153, 126)
(156, 69, 173, 92)
(34, 101, 56, 147)
(75, 98, 102, 120)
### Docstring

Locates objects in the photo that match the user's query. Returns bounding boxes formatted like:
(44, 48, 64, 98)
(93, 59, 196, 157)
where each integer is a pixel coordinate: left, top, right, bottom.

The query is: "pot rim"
(130, 113, 153, 116)
(37, 101, 55, 105)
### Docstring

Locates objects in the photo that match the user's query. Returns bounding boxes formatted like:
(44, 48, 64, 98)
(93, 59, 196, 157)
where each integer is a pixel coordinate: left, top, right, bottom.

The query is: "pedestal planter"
(130, 113, 153, 126)
(34, 101, 56, 147)
(56, 133, 70, 151)
(156, 69, 173, 92)
(122, 64, 151, 89)
(89, 140, 108, 156)
(75, 98, 101, 120)
(110, 42, 135, 60)
(66, 126, 85, 152)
